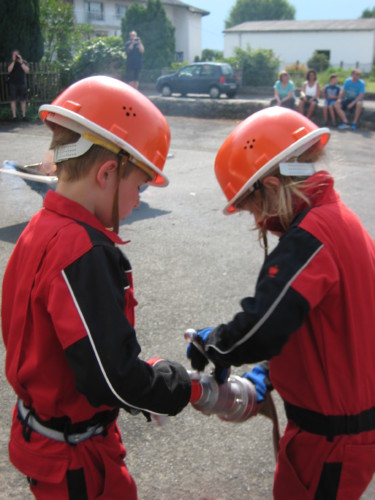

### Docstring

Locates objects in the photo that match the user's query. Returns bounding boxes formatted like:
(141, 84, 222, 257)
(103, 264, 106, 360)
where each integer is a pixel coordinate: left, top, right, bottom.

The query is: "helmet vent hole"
(244, 139, 256, 150)
(122, 106, 137, 117)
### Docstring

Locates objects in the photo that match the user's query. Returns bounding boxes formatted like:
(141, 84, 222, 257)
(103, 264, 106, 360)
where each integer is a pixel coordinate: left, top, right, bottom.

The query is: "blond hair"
(246, 148, 327, 255)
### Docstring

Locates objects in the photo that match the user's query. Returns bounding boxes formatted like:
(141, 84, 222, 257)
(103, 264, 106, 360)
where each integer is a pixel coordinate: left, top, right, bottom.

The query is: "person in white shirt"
(298, 69, 320, 119)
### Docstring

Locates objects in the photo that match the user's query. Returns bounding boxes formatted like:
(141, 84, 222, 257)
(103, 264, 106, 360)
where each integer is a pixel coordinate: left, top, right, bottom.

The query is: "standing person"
(186, 107, 375, 499)
(7, 49, 29, 121)
(125, 31, 144, 89)
(1, 76, 191, 499)
(298, 69, 320, 119)
(272, 70, 295, 109)
(322, 73, 340, 127)
(335, 69, 365, 131)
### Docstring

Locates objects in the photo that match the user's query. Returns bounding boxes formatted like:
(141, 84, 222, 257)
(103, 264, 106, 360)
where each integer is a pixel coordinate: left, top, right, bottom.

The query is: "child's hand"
(185, 328, 212, 371)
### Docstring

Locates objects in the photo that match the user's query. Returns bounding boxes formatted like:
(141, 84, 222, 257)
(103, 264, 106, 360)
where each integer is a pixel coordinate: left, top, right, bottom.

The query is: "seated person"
(298, 69, 320, 119)
(272, 70, 295, 109)
(322, 73, 340, 127)
(335, 69, 365, 131)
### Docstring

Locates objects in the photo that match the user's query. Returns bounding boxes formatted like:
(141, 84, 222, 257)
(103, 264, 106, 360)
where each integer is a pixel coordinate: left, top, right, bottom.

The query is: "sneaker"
(338, 123, 350, 130)
(351, 123, 357, 131)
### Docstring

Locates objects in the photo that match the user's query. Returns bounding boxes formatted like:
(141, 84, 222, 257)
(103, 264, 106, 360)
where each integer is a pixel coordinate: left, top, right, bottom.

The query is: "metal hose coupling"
(188, 370, 259, 423)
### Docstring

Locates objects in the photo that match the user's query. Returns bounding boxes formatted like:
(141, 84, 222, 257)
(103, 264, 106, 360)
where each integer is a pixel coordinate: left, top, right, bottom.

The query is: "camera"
(134, 37, 139, 42)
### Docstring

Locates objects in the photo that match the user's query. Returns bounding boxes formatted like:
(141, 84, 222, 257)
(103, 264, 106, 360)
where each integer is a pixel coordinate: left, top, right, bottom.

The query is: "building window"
(175, 51, 184, 62)
(85, 1, 104, 21)
(115, 4, 126, 19)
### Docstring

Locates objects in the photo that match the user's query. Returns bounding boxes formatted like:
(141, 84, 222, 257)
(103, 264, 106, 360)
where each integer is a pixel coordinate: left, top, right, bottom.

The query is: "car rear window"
(221, 64, 233, 76)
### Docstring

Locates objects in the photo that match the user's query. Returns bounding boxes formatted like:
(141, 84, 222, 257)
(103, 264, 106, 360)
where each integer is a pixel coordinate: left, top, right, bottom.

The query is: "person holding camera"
(8, 49, 29, 121)
(125, 31, 144, 89)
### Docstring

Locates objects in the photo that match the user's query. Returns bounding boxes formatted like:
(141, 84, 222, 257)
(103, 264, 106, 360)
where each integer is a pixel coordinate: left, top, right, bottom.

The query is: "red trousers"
(274, 421, 375, 499)
(9, 407, 137, 499)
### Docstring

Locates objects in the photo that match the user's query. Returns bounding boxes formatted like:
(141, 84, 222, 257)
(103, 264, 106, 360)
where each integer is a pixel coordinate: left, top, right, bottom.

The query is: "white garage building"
(224, 19, 375, 72)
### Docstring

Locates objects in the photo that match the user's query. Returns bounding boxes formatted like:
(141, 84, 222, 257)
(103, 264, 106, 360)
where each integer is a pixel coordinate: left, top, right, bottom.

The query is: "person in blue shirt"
(273, 71, 295, 109)
(322, 73, 340, 127)
(335, 69, 365, 131)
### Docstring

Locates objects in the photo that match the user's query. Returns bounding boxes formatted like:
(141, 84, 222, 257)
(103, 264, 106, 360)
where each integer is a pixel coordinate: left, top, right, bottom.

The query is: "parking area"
(0, 117, 375, 499)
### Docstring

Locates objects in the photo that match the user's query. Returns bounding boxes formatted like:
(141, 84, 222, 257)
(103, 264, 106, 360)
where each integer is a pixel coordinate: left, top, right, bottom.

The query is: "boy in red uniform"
(1, 76, 191, 499)
(187, 107, 375, 498)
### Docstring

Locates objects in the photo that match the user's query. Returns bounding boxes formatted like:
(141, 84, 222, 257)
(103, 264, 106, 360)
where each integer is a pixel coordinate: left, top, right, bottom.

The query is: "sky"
(194, 0, 375, 50)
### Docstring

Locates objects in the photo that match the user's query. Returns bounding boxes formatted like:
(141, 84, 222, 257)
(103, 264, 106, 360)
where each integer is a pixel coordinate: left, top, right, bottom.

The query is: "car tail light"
(219, 76, 225, 84)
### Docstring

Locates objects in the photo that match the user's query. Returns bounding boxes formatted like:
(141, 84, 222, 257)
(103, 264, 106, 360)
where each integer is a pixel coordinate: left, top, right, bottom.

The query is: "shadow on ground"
(0, 200, 170, 244)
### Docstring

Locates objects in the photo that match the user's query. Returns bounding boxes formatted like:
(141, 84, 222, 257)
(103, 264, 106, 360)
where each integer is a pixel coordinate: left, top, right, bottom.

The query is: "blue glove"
(243, 365, 270, 403)
(185, 328, 229, 384)
(186, 328, 213, 372)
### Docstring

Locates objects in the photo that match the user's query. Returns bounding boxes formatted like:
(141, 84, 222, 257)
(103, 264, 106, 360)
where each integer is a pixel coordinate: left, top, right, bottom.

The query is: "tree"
(0, 0, 43, 61)
(225, 0, 295, 28)
(121, 0, 175, 70)
(361, 6, 375, 17)
(40, 0, 92, 64)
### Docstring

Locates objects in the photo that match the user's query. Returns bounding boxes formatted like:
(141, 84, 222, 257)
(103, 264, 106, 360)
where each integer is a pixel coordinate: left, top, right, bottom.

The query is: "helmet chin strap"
(112, 153, 129, 234)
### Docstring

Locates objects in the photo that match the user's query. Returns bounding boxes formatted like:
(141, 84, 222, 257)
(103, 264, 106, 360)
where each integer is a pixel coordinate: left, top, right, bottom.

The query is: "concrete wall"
(148, 96, 375, 131)
(224, 30, 375, 71)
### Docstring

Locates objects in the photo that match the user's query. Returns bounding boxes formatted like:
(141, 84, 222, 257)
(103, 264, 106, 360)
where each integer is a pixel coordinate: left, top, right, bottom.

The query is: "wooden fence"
(0, 62, 62, 103)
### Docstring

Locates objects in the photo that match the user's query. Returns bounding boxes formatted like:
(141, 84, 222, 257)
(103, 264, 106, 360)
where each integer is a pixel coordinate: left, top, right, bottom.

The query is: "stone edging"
(149, 96, 375, 131)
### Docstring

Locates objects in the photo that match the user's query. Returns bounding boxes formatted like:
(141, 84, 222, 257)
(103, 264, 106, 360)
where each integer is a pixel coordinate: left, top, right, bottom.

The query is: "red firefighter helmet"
(39, 76, 170, 186)
(214, 107, 331, 214)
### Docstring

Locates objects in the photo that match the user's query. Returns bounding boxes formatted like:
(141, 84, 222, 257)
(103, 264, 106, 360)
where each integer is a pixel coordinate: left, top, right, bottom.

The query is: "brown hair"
(49, 125, 144, 182)
(306, 69, 317, 81)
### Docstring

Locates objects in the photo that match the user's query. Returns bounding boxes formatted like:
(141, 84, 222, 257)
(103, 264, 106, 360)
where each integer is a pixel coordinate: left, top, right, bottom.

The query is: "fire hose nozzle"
(188, 371, 259, 423)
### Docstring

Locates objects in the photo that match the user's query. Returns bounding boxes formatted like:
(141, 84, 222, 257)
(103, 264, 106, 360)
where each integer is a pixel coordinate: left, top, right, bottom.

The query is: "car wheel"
(161, 85, 172, 97)
(209, 86, 220, 99)
(226, 91, 237, 98)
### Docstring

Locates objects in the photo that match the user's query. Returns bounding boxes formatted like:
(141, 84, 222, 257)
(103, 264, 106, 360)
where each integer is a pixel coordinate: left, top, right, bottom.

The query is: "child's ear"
(96, 160, 118, 189)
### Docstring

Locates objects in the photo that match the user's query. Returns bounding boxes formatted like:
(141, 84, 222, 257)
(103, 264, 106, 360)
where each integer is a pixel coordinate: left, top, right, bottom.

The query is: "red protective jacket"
(1, 190, 190, 496)
(204, 171, 375, 415)
(201, 171, 375, 498)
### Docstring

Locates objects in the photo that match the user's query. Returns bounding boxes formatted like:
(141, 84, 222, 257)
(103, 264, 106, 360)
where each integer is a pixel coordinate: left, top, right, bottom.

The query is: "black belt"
(17, 399, 118, 445)
(284, 401, 375, 441)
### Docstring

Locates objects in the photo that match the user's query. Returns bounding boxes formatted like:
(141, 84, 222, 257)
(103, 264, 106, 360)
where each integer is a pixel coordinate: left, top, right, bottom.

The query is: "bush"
(196, 49, 224, 62)
(69, 37, 127, 84)
(307, 51, 329, 73)
(232, 46, 279, 86)
(284, 62, 308, 86)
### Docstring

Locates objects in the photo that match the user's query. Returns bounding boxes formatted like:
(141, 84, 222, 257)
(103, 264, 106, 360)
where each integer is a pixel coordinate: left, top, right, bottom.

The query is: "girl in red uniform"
(187, 107, 375, 499)
(2, 76, 191, 499)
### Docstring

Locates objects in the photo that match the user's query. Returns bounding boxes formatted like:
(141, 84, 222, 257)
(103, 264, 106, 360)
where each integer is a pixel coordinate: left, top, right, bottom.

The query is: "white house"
(72, 0, 209, 63)
(224, 19, 375, 72)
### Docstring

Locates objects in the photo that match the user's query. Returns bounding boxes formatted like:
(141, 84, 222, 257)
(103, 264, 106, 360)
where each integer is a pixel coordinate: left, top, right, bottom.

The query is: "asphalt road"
(0, 118, 375, 499)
